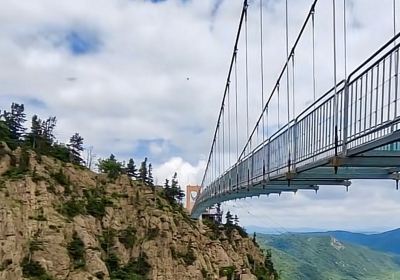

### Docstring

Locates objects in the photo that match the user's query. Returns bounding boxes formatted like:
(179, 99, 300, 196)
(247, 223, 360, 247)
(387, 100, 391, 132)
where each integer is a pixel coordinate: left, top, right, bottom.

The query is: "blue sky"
(0, 0, 399, 231)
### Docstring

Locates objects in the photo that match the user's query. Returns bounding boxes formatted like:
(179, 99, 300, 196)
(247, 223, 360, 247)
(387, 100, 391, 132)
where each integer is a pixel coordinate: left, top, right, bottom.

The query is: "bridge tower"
(185, 185, 201, 213)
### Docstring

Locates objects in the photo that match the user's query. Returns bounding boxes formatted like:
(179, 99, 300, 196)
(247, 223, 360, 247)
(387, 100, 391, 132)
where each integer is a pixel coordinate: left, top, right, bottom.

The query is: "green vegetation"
(97, 154, 124, 180)
(58, 198, 86, 218)
(146, 228, 159, 240)
(256, 233, 400, 280)
(21, 257, 54, 280)
(172, 245, 197, 266)
(109, 255, 151, 280)
(162, 173, 185, 206)
(219, 266, 235, 279)
(119, 226, 136, 249)
(50, 168, 69, 187)
(86, 195, 112, 219)
(2, 147, 30, 180)
(67, 232, 86, 269)
(100, 227, 150, 280)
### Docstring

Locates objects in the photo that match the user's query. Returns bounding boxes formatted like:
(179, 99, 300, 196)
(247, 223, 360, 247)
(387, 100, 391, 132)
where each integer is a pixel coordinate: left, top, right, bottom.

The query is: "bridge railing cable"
(238, 0, 319, 162)
(200, 0, 248, 188)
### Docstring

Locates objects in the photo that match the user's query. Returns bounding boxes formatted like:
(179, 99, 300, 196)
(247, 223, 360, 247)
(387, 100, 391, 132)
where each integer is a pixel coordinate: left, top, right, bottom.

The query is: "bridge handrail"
(200, 33, 400, 198)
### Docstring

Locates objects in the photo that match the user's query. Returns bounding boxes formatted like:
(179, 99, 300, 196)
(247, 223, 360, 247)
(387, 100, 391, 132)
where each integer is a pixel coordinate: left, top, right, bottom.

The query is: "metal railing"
(196, 35, 400, 206)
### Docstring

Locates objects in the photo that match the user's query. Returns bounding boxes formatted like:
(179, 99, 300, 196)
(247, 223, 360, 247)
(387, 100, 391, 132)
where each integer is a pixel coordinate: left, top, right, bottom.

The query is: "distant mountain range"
(256, 229, 400, 280)
(305, 228, 400, 255)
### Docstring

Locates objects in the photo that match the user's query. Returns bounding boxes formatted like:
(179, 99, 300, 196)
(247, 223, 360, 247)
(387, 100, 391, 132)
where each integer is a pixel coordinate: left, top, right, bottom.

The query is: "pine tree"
(163, 174, 184, 205)
(147, 163, 154, 186)
(252, 232, 257, 243)
(29, 115, 42, 149)
(216, 203, 223, 224)
(171, 172, 184, 204)
(234, 215, 239, 226)
(41, 116, 57, 145)
(68, 133, 84, 165)
(126, 158, 137, 179)
(225, 211, 233, 226)
(164, 179, 170, 188)
(2, 103, 26, 142)
(138, 157, 148, 183)
(0, 118, 11, 146)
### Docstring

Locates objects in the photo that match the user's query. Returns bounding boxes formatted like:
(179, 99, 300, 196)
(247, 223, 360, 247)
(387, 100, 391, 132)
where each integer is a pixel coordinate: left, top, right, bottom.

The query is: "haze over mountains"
(256, 228, 400, 280)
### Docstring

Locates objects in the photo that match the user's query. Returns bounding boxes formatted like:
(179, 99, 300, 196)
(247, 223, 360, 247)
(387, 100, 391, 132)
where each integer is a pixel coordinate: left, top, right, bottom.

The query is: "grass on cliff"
(21, 257, 54, 280)
(67, 232, 86, 269)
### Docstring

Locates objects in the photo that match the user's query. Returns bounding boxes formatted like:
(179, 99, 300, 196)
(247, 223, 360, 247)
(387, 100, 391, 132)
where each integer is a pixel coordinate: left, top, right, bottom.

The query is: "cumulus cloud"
(153, 157, 206, 189)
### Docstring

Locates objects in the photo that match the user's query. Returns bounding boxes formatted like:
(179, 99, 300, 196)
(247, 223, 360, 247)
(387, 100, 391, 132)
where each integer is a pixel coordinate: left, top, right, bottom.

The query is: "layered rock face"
(0, 144, 272, 280)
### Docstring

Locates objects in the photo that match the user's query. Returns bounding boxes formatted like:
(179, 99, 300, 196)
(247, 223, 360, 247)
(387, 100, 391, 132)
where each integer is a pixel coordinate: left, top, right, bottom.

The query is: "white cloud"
(153, 157, 206, 189)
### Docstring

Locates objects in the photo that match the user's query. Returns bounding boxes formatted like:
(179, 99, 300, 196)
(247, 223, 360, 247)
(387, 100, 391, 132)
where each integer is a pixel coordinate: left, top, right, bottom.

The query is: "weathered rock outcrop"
(0, 144, 274, 280)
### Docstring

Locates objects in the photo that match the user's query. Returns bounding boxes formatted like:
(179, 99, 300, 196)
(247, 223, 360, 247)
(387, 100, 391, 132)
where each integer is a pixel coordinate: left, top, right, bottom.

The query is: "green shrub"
(181, 248, 196, 266)
(0, 259, 12, 271)
(3, 167, 27, 180)
(29, 239, 44, 253)
(51, 168, 69, 186)
(146, 228, 159, 240)
(58, 198, 86, 218)
(119, 226, 136, 249)
(67, 232, 86, 269)
(105, 253, 120, 274)
(21, 257, 53, 279)
(100, 229, 116, 254)
(86, 197, 112, 218)
(219, 266, 236, 279)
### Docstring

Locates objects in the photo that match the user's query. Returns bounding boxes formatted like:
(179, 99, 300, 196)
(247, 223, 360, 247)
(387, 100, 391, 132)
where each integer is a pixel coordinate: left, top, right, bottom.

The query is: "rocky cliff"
(0, 143, 276, 280)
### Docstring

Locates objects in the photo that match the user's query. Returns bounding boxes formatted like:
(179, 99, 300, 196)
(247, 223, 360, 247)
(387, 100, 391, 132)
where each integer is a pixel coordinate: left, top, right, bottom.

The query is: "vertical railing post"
(342, 81, 350, 155)
(293, 120, 298, 171)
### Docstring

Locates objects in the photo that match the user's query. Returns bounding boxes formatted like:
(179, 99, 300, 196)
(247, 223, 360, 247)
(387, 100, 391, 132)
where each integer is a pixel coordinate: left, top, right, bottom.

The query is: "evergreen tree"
(28, 115, 42, 149)
(252, 232, 257, 243)
(215, 203, 223, 224)
(0, 118, 11, 146)
(234, 215, 239, 226)
(126, 158, 137, 179)
(163, 174, 184, 205)
(264, 249, 278, 279)
(138, 157, 148, 183)
(68, 133, 84, 165)
(164, 179, 170, 188)
(98, 154, 123, 179)
(171, 172, 178, 188)
(1, 103, 26, 142)
(41, 116, 57, 145)
(147, 163, 154, 186)
(225, 211, 233, 226)
(171, 172, 184, 204)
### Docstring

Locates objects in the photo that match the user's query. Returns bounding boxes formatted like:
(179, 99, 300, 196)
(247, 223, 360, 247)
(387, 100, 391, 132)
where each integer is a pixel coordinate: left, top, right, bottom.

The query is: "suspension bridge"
(191, 0, 400, 218)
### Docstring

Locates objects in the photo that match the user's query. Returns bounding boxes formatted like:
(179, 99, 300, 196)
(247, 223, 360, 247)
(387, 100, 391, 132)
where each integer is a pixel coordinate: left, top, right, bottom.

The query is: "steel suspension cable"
(394, 0, 397, 44)
(228, 83, 231, 168)
(238, 0, 318, 161)
(312, 9, 316, 104)
(343, 0, 348, 79)
(292, 53, 295, 120)
(260, 0, 265, 142)
(245, 2, 250, 146)
(222, 107, 225, 173)
(235, 54, 239, 160)
(200, 0, 248, 187)
(285, 0, 290, 125)
(285, 0, 292, 176)
(278, 83, 280, 128)
(333, 0, 338, 155)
